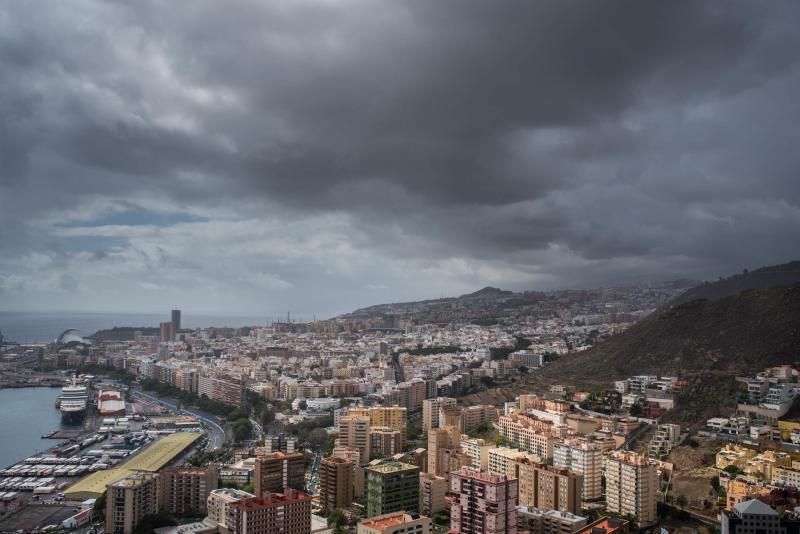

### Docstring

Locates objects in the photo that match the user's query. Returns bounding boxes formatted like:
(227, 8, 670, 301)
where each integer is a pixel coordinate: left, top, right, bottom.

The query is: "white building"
(553, 440, 602, 501)
(605, 451, 658, 527)
(722, 499, 783, 534)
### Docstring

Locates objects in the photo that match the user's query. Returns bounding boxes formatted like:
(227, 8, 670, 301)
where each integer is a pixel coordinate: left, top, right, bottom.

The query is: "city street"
(130, 389, 227, 450)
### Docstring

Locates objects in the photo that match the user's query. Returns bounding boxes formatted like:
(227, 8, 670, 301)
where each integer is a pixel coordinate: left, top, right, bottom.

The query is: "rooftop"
(360, 512, 422, 530)
(64, 432, 201, 499)
(366, 461, 418, 474)
(231, 490, 310, 510)
(111, 472, 158, 488)
(452, 467, 514, 483)
(734, 499, 779, 517)
(209, 488, 255, 502)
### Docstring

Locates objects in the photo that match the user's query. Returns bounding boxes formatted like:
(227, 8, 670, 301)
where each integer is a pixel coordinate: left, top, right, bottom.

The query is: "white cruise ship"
(58, 378, 88, 422)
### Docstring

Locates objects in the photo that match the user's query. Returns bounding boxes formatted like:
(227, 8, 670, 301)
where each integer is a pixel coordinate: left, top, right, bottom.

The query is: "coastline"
(0, 387, 78, 470)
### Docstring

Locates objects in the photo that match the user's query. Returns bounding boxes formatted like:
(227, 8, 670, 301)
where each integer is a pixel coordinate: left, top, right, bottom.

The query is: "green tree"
(676, 494, 688, 510)
(94, 491, 106, 520)
(260, 408, 275, 427)
(433, 511, 450, 525)
(226, 409, 247, 422)
(327, 509, 346, 529)
(723, 465, 740, 475)
(325, 434, 338, 456)
(629, 403, 643, 417)
(232, 419, 253, 442)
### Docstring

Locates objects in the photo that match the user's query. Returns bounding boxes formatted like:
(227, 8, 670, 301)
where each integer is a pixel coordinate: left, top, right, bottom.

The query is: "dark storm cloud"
(1, 0, 800, 313)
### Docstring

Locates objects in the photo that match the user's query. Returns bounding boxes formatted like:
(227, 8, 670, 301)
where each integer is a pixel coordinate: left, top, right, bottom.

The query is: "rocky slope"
(469, 283, 800, 424)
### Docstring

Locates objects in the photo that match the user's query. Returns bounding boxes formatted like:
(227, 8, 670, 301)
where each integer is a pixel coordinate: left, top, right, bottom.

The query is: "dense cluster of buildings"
(300, 386, 668, 534)
(7, 291, 700, 533)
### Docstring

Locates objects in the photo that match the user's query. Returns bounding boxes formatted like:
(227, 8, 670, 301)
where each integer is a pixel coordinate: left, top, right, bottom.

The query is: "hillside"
(89, 326, 159, 341)
(341, 283, 685, 325)
(671, 260, 800, 305)
(468, 283, 800, 424)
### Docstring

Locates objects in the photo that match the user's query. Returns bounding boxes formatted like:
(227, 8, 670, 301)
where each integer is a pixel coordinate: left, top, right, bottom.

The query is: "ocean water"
(0, 387, 77, 468)
(0, 311, 271, 344)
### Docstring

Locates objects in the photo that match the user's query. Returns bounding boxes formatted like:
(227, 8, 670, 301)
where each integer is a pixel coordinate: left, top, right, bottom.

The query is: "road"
(250, 417, 264, 440)
(131, 389, 227, 450)
(658, 496, 720, 527)
(621, 421, 652, 450)
(306, 451, 323, 495)
(391, 352, 404, 383)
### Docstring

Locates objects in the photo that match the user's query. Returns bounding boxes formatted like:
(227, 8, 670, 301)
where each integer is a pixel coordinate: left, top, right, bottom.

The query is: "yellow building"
(716, 444, 757, 471)
(777, 420, 800, 442)
(745, 450, 791, 480)
(65, 432, 201, 501)
(348, 406, 408, 447)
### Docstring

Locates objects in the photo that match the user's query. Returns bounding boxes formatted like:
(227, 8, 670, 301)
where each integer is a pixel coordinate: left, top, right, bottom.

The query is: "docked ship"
(97, 389, 126, 417)
(58, 378, 88, 423)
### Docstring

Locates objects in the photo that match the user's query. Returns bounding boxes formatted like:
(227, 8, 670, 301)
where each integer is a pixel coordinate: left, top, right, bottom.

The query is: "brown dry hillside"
(670, 260, 800, 306)
(467, 283, 800, 423)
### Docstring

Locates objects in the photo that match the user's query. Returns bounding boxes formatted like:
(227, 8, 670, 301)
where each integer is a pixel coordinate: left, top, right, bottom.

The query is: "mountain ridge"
(670, 260, 800, 305)
(466, 282, 800, 425)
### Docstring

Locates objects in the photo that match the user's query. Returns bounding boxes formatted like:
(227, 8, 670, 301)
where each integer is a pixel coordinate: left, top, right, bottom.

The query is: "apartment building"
(514, 460, 582, 515)
(450, 468, 519, 534)
(227, 489, 312, 534)
(357, 512, 432, 534)
(627, 375, 659, 393)
(428, 425, 470, 477)
(553, 440, 602, 501)
(771, 464, 800, 489)
(350, 406, 408, 447)
(461, 404, 500, 432)
(333, 445, 362, 466)
(488, 447, 540, 477)
(395, 379, 428, 412)
(461, 435, 492, 470)
(365, 461, 420, 518)
(370, 427, 403, 458)
(339, 413, 371, 463)
(605, 451, 658, 527)
(440, 406, 463, 429)
(280, 378, 325, 400)
(254, 452, 306, 496)
(649, 424, 682, 458)
(498, 414, 555, 460)
(106, 472, 160, 534)
(517, 506, 588, 534)
(422, 397, 457, 433)
(159, 465, 218, 516)
(517, 395, 572, 426)
(319, 456, 354, 513)
(207, 488, 256, 531)
(369, 406, 409, 447)
(197, 373, 247, 407)
(509, 350, 544, 368)
(419, 472, 447, 516)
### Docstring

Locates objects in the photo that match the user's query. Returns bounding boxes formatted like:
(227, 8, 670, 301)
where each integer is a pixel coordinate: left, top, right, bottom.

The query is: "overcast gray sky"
(1, 1, 799, 317)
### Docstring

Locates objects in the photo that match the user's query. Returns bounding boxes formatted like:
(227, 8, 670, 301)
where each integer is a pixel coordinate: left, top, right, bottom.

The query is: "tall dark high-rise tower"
(171, 309, 181, 331)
